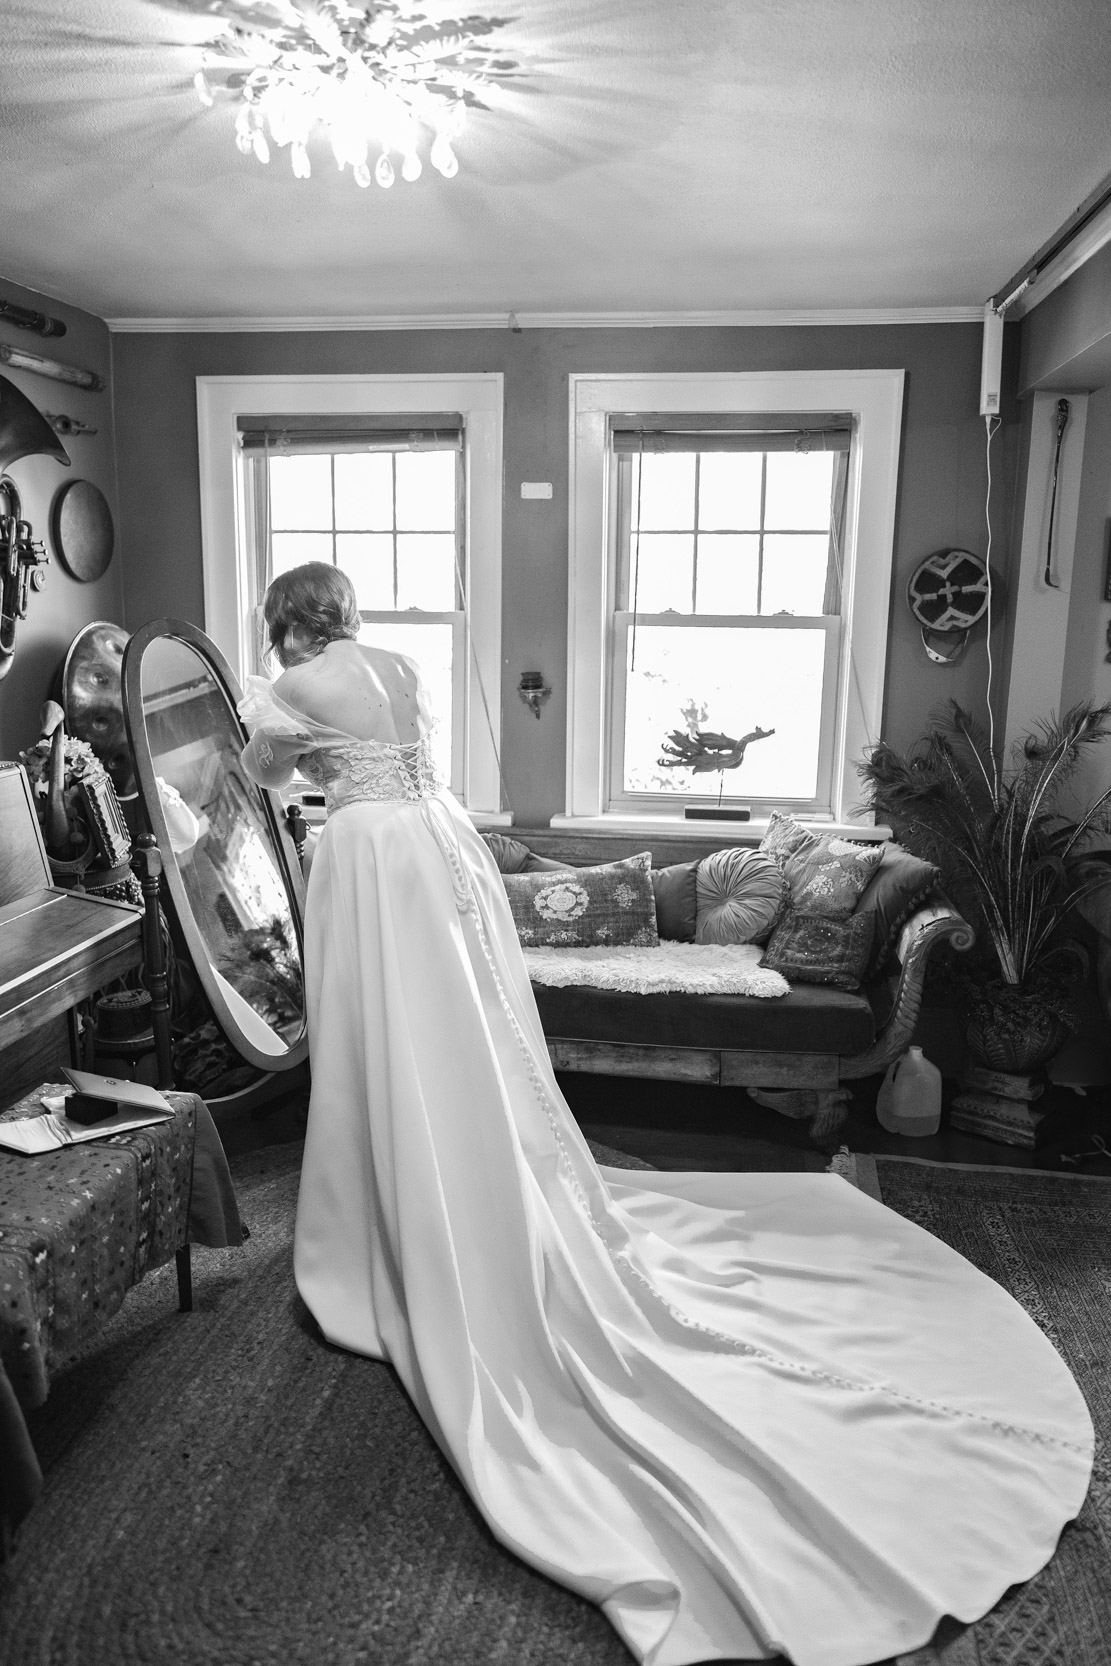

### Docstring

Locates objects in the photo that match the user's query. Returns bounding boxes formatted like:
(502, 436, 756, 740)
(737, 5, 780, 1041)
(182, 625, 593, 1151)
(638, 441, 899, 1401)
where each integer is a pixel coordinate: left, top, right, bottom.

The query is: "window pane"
(356, 619, 454, 785)
(764, 452, 835, 531)
(271, 531, 333, 574)
(268, 455, 333, 531)
(761, 535, 832, 615)
(694, 534, 759, 614)
(631, 453, 696, 531)
(629, 533, 694, 613)
(334, 453, 393, 531)
(621, 625, 826, 800)
(397, 534, 456, 611)
(697, 453, 762, 530)
(337, 533, 394, 609)
(395, 450, 456, 532)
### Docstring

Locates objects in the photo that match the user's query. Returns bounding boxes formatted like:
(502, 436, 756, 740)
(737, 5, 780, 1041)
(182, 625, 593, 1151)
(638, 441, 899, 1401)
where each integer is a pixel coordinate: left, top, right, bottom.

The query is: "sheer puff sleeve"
(237, 676, 315, 791)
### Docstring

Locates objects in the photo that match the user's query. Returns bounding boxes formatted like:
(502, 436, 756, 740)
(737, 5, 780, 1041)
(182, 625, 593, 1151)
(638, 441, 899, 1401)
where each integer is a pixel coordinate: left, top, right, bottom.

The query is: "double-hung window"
(238, 413, 464, 791)
(609, 414, 851, 815)
(564, 371, 903, 830)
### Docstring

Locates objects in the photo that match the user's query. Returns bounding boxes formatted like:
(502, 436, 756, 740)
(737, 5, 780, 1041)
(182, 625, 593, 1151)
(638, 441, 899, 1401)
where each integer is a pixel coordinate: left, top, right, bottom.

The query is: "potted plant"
(858, 700, 1111, 1072)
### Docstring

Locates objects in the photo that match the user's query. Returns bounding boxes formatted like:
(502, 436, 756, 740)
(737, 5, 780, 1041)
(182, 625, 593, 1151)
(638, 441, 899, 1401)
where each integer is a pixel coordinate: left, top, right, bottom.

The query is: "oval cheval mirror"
(121, 619, 309, 1084)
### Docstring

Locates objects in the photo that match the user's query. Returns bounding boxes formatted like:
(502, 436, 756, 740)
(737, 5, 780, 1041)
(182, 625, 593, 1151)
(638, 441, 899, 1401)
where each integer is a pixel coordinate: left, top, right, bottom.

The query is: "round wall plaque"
(51, 479, 114, 582)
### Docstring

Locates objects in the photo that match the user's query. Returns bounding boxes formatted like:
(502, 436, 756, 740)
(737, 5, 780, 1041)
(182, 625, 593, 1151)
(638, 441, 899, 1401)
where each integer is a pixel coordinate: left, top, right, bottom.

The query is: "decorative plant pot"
(963, 1008, 1073, 1074)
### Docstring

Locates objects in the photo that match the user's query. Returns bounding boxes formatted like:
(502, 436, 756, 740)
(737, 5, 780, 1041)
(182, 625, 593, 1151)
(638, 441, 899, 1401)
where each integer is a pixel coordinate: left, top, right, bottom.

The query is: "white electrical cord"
(983, 413, 1000, 799)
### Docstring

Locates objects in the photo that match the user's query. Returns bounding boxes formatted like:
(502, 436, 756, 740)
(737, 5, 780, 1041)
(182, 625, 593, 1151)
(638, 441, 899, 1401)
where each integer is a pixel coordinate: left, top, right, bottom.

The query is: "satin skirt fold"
(293, 791, 1092, 1666)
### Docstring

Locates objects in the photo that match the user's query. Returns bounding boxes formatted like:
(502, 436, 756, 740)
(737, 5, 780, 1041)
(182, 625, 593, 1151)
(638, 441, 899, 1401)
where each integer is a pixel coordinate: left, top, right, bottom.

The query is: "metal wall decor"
(51, 479, 114, 582)
(0, 374, 70, 681)
(907, 548, 992, 664)
(45, 413, 97, 438)
(0, 296, 66, 338)
(0, 343, 105, 392)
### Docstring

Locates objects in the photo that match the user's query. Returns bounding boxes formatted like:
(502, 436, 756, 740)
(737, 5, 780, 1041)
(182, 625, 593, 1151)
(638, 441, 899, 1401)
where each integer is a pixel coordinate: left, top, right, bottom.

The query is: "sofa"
(482, 819, 973, 1139)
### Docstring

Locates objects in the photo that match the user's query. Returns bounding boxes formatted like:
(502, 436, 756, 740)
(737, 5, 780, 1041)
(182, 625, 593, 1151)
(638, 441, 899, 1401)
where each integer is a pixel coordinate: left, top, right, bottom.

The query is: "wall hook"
(518, 670, 551, 718)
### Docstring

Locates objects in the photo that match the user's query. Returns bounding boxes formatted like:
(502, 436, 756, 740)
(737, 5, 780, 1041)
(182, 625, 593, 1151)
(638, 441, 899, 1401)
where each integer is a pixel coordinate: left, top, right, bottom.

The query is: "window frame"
(561, 370, 905, 832)
(196, 373, 507, 820)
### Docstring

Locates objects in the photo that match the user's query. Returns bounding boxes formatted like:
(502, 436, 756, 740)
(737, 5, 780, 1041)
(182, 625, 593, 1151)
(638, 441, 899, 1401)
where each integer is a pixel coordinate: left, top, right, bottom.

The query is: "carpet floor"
(1, 1141, 1108, 1666)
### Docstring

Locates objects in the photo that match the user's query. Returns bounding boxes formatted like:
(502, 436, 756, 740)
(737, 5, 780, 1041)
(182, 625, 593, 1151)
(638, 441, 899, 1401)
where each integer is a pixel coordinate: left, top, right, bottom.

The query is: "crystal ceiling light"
(191, 1, 518, 188)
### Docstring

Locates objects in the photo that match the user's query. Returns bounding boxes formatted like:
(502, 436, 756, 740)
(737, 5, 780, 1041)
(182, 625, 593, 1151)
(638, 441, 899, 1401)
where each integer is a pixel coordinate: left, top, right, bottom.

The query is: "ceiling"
(2, 0, 1111, 325)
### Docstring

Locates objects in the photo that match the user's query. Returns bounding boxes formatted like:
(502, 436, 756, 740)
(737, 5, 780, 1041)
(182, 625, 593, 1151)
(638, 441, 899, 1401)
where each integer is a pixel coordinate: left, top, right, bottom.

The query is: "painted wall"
(112, 322, 1013, 826)
(0, 278, 122, 761)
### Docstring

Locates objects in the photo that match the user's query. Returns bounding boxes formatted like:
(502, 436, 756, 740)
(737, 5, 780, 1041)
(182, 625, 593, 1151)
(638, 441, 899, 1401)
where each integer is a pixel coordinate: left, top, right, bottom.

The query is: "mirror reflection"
(139, 637, 304, 1050)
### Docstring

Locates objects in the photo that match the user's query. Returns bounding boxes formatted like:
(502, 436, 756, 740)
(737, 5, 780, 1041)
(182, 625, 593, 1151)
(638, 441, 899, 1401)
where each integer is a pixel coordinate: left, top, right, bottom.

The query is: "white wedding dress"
(239, 676, 1092, 1666)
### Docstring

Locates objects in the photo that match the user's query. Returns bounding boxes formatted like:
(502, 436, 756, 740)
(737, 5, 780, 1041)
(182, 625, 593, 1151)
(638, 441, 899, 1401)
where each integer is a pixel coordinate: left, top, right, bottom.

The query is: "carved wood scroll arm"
(838, 896, 974, 1081)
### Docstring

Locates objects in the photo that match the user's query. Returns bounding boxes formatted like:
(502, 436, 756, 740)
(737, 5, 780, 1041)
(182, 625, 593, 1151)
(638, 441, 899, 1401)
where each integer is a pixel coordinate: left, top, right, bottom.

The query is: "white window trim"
(559, 369, 905, 834)
(196, 373, 507, 820)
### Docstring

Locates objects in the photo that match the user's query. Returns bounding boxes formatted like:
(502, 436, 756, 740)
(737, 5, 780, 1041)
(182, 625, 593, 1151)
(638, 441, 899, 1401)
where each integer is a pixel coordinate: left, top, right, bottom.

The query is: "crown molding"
(105, 305, 983, 333)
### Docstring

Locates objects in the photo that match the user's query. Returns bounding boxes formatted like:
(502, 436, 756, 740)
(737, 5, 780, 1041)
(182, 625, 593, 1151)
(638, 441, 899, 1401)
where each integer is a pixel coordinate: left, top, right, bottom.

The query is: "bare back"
(274, 640, 425, 745)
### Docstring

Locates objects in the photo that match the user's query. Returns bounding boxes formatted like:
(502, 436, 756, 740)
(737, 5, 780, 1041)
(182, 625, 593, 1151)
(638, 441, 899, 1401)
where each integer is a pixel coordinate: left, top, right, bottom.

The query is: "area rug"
(863, 1157, 1111, 1666)
(1, 1143, 1108, 1666)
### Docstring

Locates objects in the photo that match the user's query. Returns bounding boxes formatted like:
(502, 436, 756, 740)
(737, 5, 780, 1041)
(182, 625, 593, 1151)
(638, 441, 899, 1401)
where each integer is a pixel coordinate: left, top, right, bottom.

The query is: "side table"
(0, 1082, 243, 1557)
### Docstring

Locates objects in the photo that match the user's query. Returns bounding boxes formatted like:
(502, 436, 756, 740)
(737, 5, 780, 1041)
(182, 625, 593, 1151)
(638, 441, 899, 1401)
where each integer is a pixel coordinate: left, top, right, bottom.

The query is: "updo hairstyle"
(264, 562, 360, 666)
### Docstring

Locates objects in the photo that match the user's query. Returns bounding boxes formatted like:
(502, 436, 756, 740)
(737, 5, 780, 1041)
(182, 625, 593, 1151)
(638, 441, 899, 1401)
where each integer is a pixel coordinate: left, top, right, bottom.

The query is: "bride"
(240, 561, 1091, 1666)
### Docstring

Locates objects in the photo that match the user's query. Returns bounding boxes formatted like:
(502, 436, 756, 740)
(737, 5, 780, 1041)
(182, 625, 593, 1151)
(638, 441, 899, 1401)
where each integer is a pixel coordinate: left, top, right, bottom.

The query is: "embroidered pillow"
(854, 843, 941, 978)
(502, 853, 659, 948)
(695, 848, 787, 945)
(651, 861, 699, 942)
(761, 911, 876, 991)
(760, 814, 883, 917)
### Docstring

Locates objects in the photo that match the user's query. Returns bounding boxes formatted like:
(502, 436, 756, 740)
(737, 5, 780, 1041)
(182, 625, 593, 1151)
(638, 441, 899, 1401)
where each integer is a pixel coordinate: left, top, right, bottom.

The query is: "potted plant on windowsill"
(857, 700, 1111, 1073)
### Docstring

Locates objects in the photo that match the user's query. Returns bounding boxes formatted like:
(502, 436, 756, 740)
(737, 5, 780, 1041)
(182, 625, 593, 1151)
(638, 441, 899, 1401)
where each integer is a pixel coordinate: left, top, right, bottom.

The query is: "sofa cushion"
(532, 980, 876, 1056)
(502, 853, 659, 947)
(651, 861, 699, 942)
(761, 910, 876, 991)
(760, 814, 883, 917)
(854, 843, 940, 977)
(482, 831, 571, 874)
(695, 848, 786, 945)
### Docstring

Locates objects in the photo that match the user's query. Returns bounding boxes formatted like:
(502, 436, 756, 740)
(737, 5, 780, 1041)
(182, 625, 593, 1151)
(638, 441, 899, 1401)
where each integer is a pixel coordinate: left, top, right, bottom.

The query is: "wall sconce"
(518, 670, 551, 718)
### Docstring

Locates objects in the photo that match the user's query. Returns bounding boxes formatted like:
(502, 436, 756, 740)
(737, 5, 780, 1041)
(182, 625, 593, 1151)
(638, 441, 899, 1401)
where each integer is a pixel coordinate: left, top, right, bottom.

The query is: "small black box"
(65, 1092, 122, 1125)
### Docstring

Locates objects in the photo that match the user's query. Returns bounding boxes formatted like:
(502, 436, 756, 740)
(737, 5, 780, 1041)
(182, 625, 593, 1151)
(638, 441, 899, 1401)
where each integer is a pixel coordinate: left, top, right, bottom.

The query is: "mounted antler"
(658, 725, 775, 774)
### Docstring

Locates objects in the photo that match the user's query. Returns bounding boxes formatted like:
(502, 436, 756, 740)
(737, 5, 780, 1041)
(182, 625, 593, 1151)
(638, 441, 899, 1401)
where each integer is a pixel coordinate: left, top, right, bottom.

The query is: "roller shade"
(609, 412, 853, 455)
(238, 412, 464, 455)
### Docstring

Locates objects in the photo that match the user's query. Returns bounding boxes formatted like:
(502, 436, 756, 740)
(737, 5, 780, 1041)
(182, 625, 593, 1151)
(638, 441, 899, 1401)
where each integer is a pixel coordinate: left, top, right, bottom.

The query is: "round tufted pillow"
(695, 847, 787, 945)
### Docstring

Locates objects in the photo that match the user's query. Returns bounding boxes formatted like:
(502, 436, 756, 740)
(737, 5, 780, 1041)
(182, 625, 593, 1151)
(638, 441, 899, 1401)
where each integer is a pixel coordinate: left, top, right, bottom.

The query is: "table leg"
(175, 1246, 193, 1312)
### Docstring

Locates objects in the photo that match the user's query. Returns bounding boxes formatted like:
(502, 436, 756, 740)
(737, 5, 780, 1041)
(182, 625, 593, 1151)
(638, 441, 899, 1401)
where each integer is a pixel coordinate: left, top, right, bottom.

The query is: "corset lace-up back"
(321, 735, 440, 812)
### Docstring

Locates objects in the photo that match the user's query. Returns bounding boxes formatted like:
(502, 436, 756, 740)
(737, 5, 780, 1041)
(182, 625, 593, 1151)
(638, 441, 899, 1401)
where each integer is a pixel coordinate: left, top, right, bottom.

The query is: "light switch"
(520, 482, 552, 499)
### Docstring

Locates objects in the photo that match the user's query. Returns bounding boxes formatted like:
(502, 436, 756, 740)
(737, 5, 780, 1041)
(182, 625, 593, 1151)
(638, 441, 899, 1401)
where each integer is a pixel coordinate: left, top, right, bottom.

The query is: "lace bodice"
(238, 674, 440, 810)
(305, 736, 440, 812)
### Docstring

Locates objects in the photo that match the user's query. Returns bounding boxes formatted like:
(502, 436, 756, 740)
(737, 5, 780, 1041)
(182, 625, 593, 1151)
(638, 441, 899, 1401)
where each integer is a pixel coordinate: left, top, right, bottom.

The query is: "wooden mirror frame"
(121, 617, 309, 1075)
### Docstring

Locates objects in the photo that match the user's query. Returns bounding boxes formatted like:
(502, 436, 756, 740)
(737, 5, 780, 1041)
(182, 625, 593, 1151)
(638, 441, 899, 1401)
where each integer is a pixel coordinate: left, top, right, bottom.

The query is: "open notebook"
(0, 1070, 174, 1156)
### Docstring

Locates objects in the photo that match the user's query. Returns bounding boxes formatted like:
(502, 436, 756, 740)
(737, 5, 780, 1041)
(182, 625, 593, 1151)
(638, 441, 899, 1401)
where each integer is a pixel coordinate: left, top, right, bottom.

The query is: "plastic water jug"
(876, 1046, 942, 1137)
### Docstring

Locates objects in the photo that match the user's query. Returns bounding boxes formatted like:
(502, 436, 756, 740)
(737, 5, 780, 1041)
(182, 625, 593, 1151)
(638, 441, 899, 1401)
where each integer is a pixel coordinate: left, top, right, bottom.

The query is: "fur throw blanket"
(523, 941, 789, 998)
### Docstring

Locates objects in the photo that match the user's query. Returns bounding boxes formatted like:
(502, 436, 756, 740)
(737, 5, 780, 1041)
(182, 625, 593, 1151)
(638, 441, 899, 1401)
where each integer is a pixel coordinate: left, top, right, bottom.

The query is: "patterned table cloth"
(0, 1085, 242, 1409)
(0, 1083, 244, 1559)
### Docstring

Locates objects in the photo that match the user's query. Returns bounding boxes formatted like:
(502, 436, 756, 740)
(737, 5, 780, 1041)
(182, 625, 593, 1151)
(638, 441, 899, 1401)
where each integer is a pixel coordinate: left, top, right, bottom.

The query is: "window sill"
(549, 812, 890, 842)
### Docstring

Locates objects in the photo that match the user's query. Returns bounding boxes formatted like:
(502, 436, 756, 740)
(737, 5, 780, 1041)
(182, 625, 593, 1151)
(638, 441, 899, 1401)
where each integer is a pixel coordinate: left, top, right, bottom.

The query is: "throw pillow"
(502, 853, 659, 948)
(481, 832, 571, 874)
(651, 860, 699, 942)
(760, 809, 816, 862)
(760, 815, 884, 917)
(854, 843, 941, 979)
(762, 911, 876, 991)
(695, 848, 787, 945)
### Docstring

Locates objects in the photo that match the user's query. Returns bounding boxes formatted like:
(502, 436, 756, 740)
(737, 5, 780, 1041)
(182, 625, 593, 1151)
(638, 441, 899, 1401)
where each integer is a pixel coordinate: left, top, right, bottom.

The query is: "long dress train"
(240, 680, 1092, 1666)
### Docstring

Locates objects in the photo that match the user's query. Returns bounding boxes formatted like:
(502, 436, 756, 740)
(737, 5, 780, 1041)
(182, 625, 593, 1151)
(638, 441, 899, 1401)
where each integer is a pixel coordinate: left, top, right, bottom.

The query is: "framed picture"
(78, 775, 132, 869)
